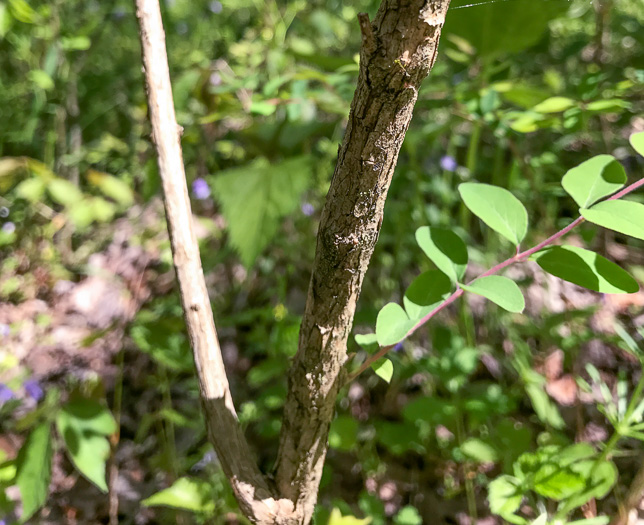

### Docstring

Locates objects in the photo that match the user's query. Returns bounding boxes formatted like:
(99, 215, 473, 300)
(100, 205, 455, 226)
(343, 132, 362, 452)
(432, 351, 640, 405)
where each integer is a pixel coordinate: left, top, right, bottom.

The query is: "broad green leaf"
(459, 183, 528, 245)
(461, 438, 498, 463)
(328, 508, 372, 525)
(211, 156, 310, 267)
(581, 200, 644, 241)
(403, 270, 452, 320)
(142, 477, 215, 514)
(631, 131, 644, 156)
(560, 460, 617, 512)
(56, 400, 117, 492)
(329, 416, 358, 451)
(460, 276, 525, 313)
(87, 170, 134, 206)
(394, 506, 422, 525)
(562, 155, 626, 208)
(371, 358, 394, 383)
(534, 463, 585, 500)
(415, 227, 468, 282)
(375, 303, 415, 346)
(533, 96, 575, 113)
(354, 333, 378, 348)
(445, 0, 569, 57)
(488, 475, 524, 519)
(47, 178, 84, 207)
(16, 423, 52, 522)
(532, 245, 638, 294)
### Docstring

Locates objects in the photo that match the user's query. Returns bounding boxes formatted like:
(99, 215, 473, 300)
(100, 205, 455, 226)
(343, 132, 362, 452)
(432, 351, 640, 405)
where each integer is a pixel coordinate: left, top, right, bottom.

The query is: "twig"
(347, 176, 644, 383)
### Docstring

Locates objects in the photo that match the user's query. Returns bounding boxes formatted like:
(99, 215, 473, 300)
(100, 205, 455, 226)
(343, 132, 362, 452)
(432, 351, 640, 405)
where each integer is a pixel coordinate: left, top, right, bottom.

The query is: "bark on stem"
(134, 1, 294, 522)
(275, 1, 451, 522)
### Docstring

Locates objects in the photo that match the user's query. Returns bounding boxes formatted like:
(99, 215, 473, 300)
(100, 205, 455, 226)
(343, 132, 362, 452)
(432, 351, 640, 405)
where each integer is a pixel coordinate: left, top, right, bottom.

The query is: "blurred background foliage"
(0, 0, 644, 523)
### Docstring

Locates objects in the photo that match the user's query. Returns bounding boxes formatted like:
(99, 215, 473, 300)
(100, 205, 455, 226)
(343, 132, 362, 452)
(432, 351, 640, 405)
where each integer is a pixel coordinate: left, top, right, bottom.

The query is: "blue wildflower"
(440, 155, 458, 172)
(0, 384, 14, 404)
(1, 222, 15, 234)
(209, 1, 223, 14)
(24, 379, 44, 402)
(393, 342, 404, 352)
(192, 178, 211, 200)
(301, 203, 315, 217)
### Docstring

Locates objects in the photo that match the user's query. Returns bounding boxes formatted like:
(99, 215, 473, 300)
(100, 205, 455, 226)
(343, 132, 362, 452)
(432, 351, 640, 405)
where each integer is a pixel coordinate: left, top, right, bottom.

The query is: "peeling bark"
(275, 1, 451, 522)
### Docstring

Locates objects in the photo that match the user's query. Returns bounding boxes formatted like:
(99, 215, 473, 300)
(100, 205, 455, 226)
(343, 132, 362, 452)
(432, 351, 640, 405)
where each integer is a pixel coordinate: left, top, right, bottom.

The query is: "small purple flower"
(440, 155, 458, 172)
(1, 222, 15, 234)
(192, 178, 211, 200)
(209, 1, 223, 14)
(24, 379, 44, 402)
(0, 323, 9, 337)
(393, 342, 404, 352)
(0, 206, 9, 218)
(209, 72, 222, 87)
(301, 203, 315, 216)
(0, 383, 14, 404)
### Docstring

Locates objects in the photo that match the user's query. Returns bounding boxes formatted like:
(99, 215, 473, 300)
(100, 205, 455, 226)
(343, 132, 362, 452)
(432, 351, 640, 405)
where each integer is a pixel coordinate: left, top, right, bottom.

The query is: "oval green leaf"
(460, 275, 525, 313)
(372, 358, 394, 384)
(531, 245, 639, 294)
(581, 200, 644, 241)
(16, 423, 53, 522)
(562, 155, 626, 208)
(631, 131, 644, 157)
(403, 270, 452, 320)
(533, 96, 575, 113)
(415, 227, 468, 282)
(458, 183, 528, 246)
(375, 303, 415, 346)
(142, 477, 215, 513)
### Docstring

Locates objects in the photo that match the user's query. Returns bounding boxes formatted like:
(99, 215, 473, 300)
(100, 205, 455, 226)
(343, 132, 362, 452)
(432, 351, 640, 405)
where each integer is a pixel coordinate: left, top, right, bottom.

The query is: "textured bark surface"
(275, 1, 451, 522)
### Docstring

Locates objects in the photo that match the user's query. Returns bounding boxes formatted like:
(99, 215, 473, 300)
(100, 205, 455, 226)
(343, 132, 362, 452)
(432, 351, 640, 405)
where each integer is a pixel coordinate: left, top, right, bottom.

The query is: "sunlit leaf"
(459, 183, 528, 245)
(394, 506, 422, 525)
(562, 155, 626, 208)
(461, 438, 498, 463)
(327, 508, 372, 525)
(581, 200, 644, 241)
(460, 275, 525, 313)
(16, 423, 52, 522)
(47, 178, 83, 207)
(415, 227, 468, 282)
(371, 358, 394, 384)
(533, 96, 575, 113)
(375, 303, 415, 346)
(631, 131, 644, 156)
(531, 245, 639, 294)
(142, 477, 215, 514)
(488, 475, 523, 520)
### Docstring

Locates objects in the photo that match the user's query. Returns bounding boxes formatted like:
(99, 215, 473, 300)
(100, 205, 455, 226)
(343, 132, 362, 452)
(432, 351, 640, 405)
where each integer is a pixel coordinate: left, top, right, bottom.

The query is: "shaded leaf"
(403, 270, 452, 320)
(581, 200, 644, 241)
(142, 477, 215, 514)
(531, 245, 638, 294)
(329, 416, 359, 451)
(460, 275, 525, 313)
(459, 183, 528, 245)
(562, 155, 626, 208)
(415, 227, 468, 282)
(16, 423, 52, 522)
(375, 303, 415, 346)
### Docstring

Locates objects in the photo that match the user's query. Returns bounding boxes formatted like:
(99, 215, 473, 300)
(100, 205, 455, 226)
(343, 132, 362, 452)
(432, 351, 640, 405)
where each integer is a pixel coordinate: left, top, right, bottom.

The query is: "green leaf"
(403, 270, 452, 320)
(415, 227, 468, 282)
(28, 69, 54, 90)
(56, 400, 117, 492)
(142, 477, 215, 514)
(631, 131, 644, 157)
(394, 506, 422, 525)
(327, 508, 372, 525)
(354, 333, 378, 348)
(461, 438, 498, 463)
(15, 177, 46, 202)
(460, 276, 525, 313)
(371, 358, 394, 383)
(328, 416, 359, 452)
(488, 475, 524, 519)
(581, 200, 644, 241)
(459, 183, 528, 245)
(534, 463, 585, 500)
(375, 303, 415, 346)
(525, 383, 564, 429)
(568, 518, 610, 525)
(211, 156, 311, 267)
(16, 423, 52, 522)
(47, 178, 84, 207)
(562, 155, 626, 208)
(533, 96, 576, 113)
(445, 0, 569, 57)
(88, 170, 134, 206)
(531, 245, 639, 294)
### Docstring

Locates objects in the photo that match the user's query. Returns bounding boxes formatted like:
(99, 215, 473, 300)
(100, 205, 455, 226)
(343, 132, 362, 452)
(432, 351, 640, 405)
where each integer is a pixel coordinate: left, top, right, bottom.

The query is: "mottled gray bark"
(135, 0, 450, 523)
(275, 1, 451, 523)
